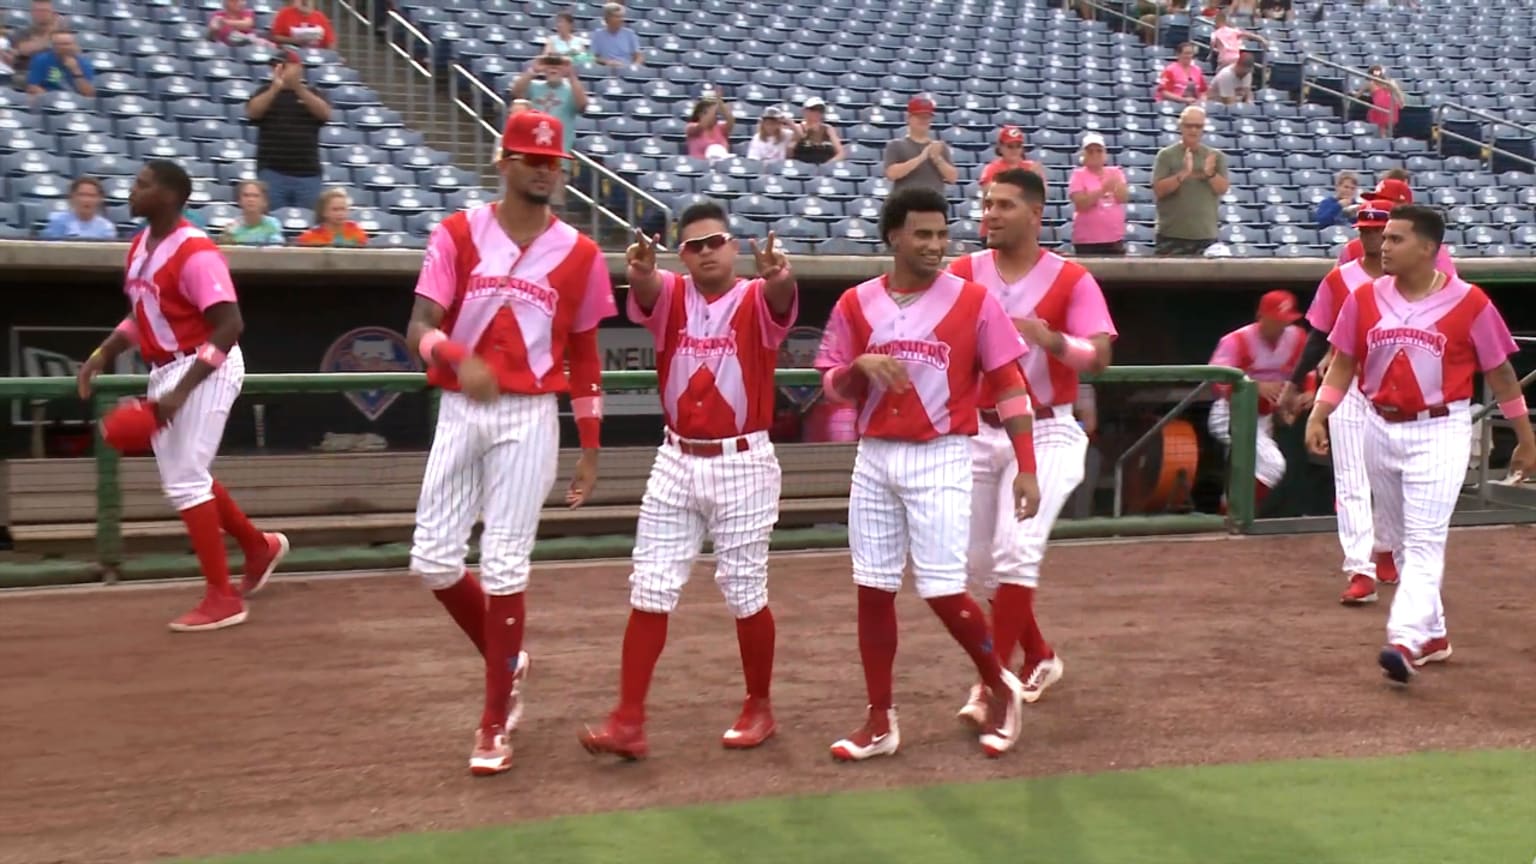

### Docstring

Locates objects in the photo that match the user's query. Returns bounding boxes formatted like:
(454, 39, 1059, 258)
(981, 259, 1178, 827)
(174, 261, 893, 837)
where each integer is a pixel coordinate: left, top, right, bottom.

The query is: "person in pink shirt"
(1208, 10, 1267, 69)
(207, 0, 272, 48)
(1067, 132, 1129, 255)
(76, 160, 289, 632)
(685, 93, 734, 160)
(1307, 204, 1533, 685)
(815, 186, 1040, 762)
(1155, 42, 1208, 103)
(1355, 65, 1405, 138)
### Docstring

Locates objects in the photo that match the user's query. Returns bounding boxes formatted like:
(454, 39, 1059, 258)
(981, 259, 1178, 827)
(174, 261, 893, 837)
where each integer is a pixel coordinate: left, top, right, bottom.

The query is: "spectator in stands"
(746, 105, 797, 164)
(0, 27, 14, 79)
(297, 187, 368, 246)
(1355, 65, 1405, 138)
(790, 97, 844, 164)
(883, 95, 956, 196)
(1139, 0, 1189, 46)
(1257, 0, 1291, 21)
(1209, 52, 1256, 105)
(246, 51, 331, 210)
(39, 176, 115, 240)
(1152, 105, 1228, 256)
(209, 0, 273, 49)
(1155, 42, 1208, 103)
(590, 3, 641, 67)
(25, 30, 94, 96)
(511, 55, 586, 207)
(220, 180, 285, 246)
(1068, 132, 1129, 255)
(1313, 169, 1360, 229)
(977, 126, 1045, 243)
(685, 93, 734, 159)
(1209, 10, 1267, 69)
(542, 11, 590, 63)
(10, 0, 56, 89)
(271, 0, 335, 51)
(510, 98, 532, 116)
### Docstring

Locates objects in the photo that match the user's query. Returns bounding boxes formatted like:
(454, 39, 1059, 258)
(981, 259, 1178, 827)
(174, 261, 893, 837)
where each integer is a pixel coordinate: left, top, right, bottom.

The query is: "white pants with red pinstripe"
(1364, 403, 1471, 653)
(848, 435, 972, 598)
(967, 409, 1087, 594)
(410, 392, 559, 596)
(1207, 399, 1286, 489)
(146, 345, 245, 511)
(1328, 382, 1397, 577)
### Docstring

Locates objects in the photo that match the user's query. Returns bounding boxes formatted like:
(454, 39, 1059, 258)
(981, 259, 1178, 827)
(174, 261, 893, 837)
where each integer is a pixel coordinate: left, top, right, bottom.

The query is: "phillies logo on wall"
(777, 325, 824, 412)
(320, 327, 420, 421)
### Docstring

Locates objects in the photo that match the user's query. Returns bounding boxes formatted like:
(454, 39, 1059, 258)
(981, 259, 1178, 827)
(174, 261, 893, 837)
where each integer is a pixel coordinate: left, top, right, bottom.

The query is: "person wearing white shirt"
(744, 105, 798, 164)
(1210, 54, 1256, 105)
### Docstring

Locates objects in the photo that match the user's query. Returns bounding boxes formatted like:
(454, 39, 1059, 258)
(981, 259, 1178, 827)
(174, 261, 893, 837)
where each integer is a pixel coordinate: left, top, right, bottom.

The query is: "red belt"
(666, 430, 751, 458)
(1372, 403, 1451, 423)
(979, 405, 1069, 427)
(149, 347, 198, 370)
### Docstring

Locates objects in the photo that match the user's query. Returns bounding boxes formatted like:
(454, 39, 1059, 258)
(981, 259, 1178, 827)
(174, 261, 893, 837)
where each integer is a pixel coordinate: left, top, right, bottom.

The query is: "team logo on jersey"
(320, 327, 421, 421)
(466, 275, 558, 315)
(869, 338, 951, 370)
(676, 331, 738, 358)
(778, 325, 824, 412)
(1367, 326, 1447, 357)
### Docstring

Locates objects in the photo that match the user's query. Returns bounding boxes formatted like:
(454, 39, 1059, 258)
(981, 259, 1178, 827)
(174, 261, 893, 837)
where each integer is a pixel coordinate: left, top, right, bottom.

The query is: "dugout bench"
(0, 444, 856, 557)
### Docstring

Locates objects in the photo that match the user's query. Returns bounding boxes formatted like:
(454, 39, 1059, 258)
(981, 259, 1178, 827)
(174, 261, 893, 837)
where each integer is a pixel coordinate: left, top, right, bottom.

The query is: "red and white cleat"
(469, 726, 512, 776)
(1378, 644, 1416, 684)
(722, 696, 776, 749)
(579, 715, 649, 760)
(1414, 636, 1453, 666)
(1020, 655, 1064, 704)
(1373, 550, 1399, 585)
(505, 651, 530, 734)
(1340, 573, 1378, 605)
(956, 683, 988, 730)
(979, 670, 1025, 758)
(830, 707, 900, 762)
(168, 592, 248, 632)
(240, 532, 290, 597)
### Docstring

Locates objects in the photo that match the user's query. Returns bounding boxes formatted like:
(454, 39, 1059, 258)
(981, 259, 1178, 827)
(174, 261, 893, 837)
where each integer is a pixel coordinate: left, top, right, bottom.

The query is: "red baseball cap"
(997, 126, 1025, 146)
(1355, 197, 1393, 229)
(906, 95, 935, 115)
(1374, 177, 1413, 204)
(1257, 289, 1302, 324)
(501, 110, 570, 159)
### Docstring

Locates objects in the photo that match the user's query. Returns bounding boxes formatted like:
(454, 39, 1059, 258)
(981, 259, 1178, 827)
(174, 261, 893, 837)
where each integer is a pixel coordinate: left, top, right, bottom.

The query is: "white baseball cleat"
(956, 683, 988, 729)
(979, 669, 1026, 758)
(831, 707, 900, 762)
(505, 650, 530, 734)
(1020, 655, 1064, 703)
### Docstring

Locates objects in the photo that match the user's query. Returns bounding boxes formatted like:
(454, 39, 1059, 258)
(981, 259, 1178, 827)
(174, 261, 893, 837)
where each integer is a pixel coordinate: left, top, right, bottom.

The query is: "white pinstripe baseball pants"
(967, 411, 1087, 594)
(848, 435, 972, 599)
(1364, 404, 1471, 652)
(1328, 382, 1396, 577)
(1208, 398, 1286, 488)
(629, 430, 781, 618)
(146, 345, 245, 511)
(411, 392, 559, 595)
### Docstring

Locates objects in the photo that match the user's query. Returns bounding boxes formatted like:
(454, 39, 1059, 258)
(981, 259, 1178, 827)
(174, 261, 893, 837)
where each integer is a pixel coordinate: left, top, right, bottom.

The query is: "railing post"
(91, 391, 124, 582)
(1226, 376, 1259, 532)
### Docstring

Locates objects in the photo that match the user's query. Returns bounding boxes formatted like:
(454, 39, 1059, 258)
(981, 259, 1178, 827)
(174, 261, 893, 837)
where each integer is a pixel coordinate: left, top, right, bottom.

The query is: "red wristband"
(1011, 431, 1037, 474)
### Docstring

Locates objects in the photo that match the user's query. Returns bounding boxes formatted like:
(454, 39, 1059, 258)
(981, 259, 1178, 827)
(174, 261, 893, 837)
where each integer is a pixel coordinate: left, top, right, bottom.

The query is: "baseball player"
(946, 168, 1116, 720)
(1207, 290, 1310, 510)
(1337, 177, 1457, 277)
(76, 160, 289, 632)
(814, 186, 1040, 762)
(1306, 204, 1533, 684)
(1280, 199, 1401, 604)
(579, 202, 797, 760)
(407, 111, 616, 775)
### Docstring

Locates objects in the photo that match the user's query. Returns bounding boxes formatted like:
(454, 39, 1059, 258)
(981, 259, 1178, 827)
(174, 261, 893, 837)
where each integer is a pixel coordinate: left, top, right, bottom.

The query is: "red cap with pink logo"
(501, 110, 571, 159)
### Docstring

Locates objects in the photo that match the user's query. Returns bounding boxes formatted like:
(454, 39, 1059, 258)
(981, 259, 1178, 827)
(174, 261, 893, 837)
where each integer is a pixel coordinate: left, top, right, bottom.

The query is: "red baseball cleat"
(579, 715, 649, 760)
(722, 696, 776, 749)
(469, 726, 512, 776)
(1414, 637, 1453, 666)
(1373, 551, 1399, 585)
(830, 706, 900, 762)
(240, 532, 290, 597)
(1340, 574, 1378, 605)
(168, 592, 247, 632)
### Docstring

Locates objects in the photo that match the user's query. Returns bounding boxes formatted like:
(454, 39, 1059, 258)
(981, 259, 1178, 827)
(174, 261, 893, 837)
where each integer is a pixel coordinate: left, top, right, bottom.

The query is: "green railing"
(0, 366, 1256, 584)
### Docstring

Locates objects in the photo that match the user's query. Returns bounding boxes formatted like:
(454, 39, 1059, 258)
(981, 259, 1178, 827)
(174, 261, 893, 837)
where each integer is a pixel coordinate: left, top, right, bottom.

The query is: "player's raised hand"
(750, 232, 789, 282)
(1013, 471, 1041, 521)
(626, 229, 660, 276)
(1304, 415, 1330, 457)
(566, 449, 598, 508)
(457, 354, 499, 404)
(853, 353, 910, 392)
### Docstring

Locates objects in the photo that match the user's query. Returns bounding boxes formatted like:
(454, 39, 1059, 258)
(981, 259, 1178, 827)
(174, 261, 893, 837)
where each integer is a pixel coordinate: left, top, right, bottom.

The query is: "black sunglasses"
(680, 232, 733, 254)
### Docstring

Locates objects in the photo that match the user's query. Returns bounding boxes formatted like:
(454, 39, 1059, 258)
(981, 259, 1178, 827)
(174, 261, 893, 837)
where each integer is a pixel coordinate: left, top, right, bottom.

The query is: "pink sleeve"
(1328, 292, 1361, 357)
(813, 298, 856, 370)
(1067, 168, 1087, 195)
(1194, 67, 1208, 95)
(1210, 332, 1243, 368)
(573, 250, 618, 332)
(1064, 272, 1117, 338)
(1469, 301, 1518, 372)
(1335, 244, 1350, 265)
(413, 225, 459, 309)
(1305, 273, 1337, 332)
(178, 250, 238, 310)
(625, 269, 676, 341)
(751, 278, 798, 349)
(1435, 246, 1459, 279)
(977, 291, 1029, 372)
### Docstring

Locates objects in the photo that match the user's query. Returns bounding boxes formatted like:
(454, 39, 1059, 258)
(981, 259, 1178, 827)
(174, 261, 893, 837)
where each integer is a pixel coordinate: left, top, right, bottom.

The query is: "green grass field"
(197, 748, 1536, 864)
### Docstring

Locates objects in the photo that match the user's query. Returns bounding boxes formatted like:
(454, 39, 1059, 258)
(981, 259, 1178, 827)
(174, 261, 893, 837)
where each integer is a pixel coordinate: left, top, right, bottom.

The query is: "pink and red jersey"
(1305, 259, 1376, 334)
(628, 271, 797, 440)
(415, 203, 616, 394)
(948, 249, 1116, 408)
(1329, 275, 1518, 414)
(814, 271, 1028, 441)
(123, 221, 237, 365)
(1210, 322, 1308, 414)
(1337, 238, 1457, 278)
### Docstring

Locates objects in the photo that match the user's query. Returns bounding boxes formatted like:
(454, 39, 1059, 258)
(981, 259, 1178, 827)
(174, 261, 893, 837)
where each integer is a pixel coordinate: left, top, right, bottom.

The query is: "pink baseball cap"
(1258, 290, 1302, 324)
(906, 95, 936, 115)
(501, 110, 570, 159)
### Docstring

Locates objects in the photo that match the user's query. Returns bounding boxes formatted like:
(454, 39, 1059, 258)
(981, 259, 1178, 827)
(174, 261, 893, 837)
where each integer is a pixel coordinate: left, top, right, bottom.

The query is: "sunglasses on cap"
(680, 232, 733, 253)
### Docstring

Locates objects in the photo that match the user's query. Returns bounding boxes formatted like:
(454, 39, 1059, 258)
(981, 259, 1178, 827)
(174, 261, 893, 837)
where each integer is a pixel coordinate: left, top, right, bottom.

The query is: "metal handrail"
(1432, 103, 1536, 172)
(1298, 54, 1401, 138)
(1112, 381, 1209, 518)
(384, 10, 436, 121)
(1079, 0, 1274, 86)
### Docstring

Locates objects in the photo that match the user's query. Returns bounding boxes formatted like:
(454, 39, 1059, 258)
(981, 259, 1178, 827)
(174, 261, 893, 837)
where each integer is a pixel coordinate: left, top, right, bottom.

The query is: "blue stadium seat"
(770, 216, 828, 239)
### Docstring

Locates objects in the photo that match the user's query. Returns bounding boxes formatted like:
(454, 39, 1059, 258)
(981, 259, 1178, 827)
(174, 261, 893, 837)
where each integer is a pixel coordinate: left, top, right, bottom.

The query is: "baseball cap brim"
(503, 142, 572, 159)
